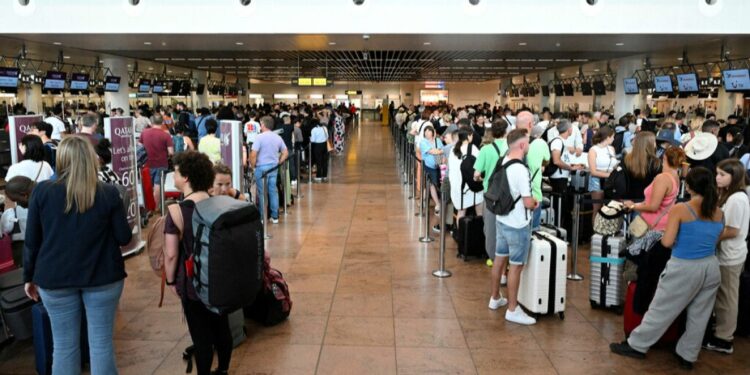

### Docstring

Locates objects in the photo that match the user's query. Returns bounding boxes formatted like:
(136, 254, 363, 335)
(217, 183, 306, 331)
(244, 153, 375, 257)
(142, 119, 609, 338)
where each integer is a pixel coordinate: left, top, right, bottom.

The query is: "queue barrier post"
(160, 169, 166, 215)
(433, 181, 451, 278)
(282, 159, 289, 217)
(567, 192, 584, 281)
(308, 146, 313, 184)
(296, 151, 303, 199)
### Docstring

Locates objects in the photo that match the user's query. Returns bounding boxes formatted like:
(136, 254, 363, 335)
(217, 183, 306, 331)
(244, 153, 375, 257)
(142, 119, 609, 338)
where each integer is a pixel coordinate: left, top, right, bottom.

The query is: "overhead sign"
(292, 77, 333, 87)
(345, 90, 362, 95)
(9, 115, 43, 164)
(424, 81, 445, 89)
(104, 116, 144, 257)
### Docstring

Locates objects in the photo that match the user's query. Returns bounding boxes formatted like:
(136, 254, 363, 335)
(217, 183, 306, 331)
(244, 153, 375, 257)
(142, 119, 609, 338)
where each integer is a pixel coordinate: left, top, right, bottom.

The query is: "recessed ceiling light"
(594, 69, 600, 72)
(725, 50, 731, 54)
(63, 56, 70, 59)
(560, 73, 566, 76)
(328, 42, 336, 46)
(143, 42, 152, 45)
(148, 67, 154, 70)
(518, 42, 527, 46)
(236, 42, 244, 46)
(423, 42, 431, 46)
(677, 57, 683, 61)
(53, 42, 62, 45)
(615, 42, 625, 46)
(167, 70, 172, 73)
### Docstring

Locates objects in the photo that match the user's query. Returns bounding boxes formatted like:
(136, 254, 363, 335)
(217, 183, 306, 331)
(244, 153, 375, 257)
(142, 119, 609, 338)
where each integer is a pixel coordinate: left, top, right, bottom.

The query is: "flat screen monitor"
(593, 81, 606, 95)
(623, 78, 639, 94)
(0, 68, 19, 88)
(196, 83, 205, 95)
(138, 79, 151, 93)
(654, 75, 673, 93)
(179, 80, 191, 96)
(152, 81, 165, 94)
(541, 86, 550, 97)
(43, 71, 66, 90)
(563, 84, 574, 96)
(526, 87, 536, 97)
(104, 76, 120, 92)
(580, 82, 592, 96)
(722, 69, 750, 92)
(69, 74, 89, 91)
(553, 84, 563, 96)
(676, 73, 699, 92)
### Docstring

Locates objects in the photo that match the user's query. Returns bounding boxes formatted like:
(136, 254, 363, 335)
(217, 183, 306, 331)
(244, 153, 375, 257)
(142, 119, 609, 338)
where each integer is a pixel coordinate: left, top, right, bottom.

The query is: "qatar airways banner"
(104, 116, 144, 257)
(8, 115, 43, 164)
(220, 120, 243, 192)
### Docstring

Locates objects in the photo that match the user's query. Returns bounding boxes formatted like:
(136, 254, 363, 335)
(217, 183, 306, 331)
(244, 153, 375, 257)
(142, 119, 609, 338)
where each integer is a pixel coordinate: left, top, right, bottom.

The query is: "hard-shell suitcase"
(623, 281, 683, 344)
(736, 260, 750, 337)
(538, 223, 567, 242)
(518, 231, 567, 319)
(228, 309, 246, 348)
(32, 303, 90, 375)
(0, 285, 34, 340)
(590, 234, 627, 312)
(454, 215, 486, 261)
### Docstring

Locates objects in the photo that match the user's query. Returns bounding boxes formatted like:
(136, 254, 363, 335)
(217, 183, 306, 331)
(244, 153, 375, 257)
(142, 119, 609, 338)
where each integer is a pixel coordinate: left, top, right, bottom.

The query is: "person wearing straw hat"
(686, 120, 729, 176)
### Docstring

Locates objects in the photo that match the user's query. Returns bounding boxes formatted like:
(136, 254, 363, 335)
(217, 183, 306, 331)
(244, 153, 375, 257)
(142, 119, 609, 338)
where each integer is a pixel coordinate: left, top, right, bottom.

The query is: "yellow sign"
(298, 78, 312, 86)
(313, 78, 328, 86)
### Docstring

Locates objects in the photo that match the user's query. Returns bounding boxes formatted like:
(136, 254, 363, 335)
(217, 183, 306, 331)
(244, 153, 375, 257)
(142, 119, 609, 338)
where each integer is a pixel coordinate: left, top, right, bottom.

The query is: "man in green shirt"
(473, 119, 509, 269)
(527, 124, 551, 229)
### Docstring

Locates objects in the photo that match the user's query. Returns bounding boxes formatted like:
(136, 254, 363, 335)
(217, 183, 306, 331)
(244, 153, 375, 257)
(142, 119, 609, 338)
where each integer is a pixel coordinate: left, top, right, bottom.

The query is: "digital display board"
(104, 76, 120, 92)
(676, 73, 699, 93)
(138, 79, 151, 93)
(623, 78, 639, 94)
(654, 75, 673, 93)
(0, 68, 19, 88)
(723, 69, 750, 92)
(43, 71, 66, 90)
(70, 73, 89, 91)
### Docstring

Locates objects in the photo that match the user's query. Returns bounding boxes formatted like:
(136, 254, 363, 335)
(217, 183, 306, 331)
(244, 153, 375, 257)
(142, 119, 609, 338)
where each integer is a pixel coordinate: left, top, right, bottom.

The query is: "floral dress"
(333, 115, 345, 154)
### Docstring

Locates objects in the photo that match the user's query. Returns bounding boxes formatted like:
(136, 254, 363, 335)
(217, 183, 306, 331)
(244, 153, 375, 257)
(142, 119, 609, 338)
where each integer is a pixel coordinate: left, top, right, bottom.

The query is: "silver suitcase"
(589, 234, 627, 312)
(518, 231, 568, 319)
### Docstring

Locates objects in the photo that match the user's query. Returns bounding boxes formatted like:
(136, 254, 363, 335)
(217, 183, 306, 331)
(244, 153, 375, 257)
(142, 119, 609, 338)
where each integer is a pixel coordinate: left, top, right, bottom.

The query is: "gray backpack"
(191, 196, 264, 314)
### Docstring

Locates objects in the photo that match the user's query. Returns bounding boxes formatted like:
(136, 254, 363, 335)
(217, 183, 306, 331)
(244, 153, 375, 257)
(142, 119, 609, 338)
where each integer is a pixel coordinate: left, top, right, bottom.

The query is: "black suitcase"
(454, 215, 486, 261)
(736, 261, 750, 337)
(32, 303, 89, 375)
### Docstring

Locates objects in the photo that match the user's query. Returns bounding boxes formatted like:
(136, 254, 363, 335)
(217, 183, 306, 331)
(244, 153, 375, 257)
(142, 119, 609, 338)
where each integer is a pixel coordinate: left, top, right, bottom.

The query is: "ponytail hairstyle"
(685, 166, 719, 219)
(453, 128, 472, 158)
(717, 159, 747, 207)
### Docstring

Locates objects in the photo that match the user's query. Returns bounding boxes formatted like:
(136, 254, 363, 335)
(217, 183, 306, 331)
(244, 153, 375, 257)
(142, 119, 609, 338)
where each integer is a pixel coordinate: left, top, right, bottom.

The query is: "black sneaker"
(673, 352, 694, 371)
(609, 341, 646, 359)
(703, 337, 734, 354)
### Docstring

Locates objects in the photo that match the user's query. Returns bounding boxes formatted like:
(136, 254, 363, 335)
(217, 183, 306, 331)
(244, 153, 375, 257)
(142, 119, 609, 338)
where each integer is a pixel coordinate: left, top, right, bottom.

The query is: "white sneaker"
(505, 307, 537, 325)
(488, 295, 508, 310)
(271, 218, 279, 224)
(501, 274, 507, 286)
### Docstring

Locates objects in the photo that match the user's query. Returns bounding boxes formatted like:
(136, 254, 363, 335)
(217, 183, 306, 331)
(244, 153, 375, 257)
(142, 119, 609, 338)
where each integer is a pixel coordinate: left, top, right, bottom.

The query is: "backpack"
(542, 137, 562, 178)
(604, 165, 630, 199)
(136, 143, 148, 169)
(172, 135, 185, 154)
(43, 141, 57, 170)
(244, 253, 292, 326)
(613, 128, 626, 155)
(190, 196, 264, 314)
(484, 158, 528, 216)
(147, 204, 183, 308)
(460, 145, 484, 195)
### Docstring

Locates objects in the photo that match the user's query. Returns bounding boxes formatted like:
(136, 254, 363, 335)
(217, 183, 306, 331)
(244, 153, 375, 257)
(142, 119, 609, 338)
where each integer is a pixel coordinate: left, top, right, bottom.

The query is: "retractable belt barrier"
(433, 180, 452, 278)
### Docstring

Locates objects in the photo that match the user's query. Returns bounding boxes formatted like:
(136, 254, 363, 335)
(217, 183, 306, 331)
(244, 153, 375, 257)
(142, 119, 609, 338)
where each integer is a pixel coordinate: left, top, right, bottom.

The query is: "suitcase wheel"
(558, 312, 565, 320)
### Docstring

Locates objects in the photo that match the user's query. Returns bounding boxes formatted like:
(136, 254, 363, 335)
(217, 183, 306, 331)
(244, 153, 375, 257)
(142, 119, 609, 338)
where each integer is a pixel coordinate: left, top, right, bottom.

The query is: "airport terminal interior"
(0, 0, 749, 374)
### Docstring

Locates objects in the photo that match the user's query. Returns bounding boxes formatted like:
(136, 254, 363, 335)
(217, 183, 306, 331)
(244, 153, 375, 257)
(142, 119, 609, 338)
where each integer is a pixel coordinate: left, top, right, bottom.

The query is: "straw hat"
(684, 132, 718, 161)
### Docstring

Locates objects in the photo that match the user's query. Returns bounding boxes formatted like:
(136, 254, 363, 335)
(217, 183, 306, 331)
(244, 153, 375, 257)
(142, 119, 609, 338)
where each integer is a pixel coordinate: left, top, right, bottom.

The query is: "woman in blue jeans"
(24, 135, 132, 375)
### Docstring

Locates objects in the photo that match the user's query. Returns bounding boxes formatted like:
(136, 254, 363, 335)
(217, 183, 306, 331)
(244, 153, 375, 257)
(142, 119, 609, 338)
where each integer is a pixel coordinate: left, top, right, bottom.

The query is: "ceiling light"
(143, 42, 152, 45)
(167, 70, 172, 73)
(328, 42, 336, 46)
(561, 73, 566, 76)
(423, 42, 431, 46)
(53, 42, 62, 45)
(615, 42, 625, 46)
(236, 42, 244, 46)
(594, 69, 600, 72)
(677, 57, 683, 61)
(148, 67, 154, 70)
(518, 42, 527, 46)
(63, 56, 70, 59)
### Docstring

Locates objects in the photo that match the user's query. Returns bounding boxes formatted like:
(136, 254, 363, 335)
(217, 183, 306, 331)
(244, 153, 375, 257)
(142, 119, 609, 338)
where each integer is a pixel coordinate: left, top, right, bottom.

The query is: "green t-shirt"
(473, 139, 508, 192)
(527, 138, 551, 201)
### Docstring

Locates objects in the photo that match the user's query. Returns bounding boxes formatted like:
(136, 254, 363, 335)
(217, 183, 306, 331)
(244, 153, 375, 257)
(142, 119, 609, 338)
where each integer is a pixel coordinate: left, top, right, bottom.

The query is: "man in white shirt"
(545, 117, 583, 157)
(133, 109, 151, 135)
(502, 108, 516, 130)
(548, 120, 583, 239)
(488, 128, 538, 325)
(43, 106, 67, 141)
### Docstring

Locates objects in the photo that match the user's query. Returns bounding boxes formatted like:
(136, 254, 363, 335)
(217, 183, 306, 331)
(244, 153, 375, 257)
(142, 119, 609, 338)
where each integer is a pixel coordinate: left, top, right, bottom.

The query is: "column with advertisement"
(104, 117, 145, 257)
(8, 115, 43, 164)
(219, 120, 244, 191)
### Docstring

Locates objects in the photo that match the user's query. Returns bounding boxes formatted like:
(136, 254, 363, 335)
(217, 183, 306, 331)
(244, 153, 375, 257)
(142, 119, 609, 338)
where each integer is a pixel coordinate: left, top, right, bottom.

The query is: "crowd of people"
(394, 102, 748, 369)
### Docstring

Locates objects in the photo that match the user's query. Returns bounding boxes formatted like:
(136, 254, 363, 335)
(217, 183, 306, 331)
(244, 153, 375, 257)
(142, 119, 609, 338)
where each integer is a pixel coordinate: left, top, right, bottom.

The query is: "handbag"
(593, 201, 626, 236)
(324, 127, 333, 152)
(629, 202, 673, 238)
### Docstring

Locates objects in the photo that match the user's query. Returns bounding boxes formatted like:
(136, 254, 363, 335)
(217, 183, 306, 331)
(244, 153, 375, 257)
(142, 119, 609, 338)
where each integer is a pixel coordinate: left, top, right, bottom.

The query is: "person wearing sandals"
(611, 167, 724, 371)
(418, 125, 444, 216)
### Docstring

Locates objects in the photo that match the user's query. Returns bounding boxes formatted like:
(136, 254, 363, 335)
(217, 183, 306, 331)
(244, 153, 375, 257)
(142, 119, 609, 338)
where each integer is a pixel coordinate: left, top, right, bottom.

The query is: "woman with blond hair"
(680, 116, 704, 146)
(618, 131, 662, 200)
(23, 135, 132, 374)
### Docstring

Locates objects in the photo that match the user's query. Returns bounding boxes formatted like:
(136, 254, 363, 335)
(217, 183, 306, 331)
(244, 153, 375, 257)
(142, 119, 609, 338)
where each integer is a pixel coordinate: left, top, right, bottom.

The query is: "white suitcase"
(589, 234, 627, 312)
(538, 223, 567, 242)
(518, 231, 568, 319)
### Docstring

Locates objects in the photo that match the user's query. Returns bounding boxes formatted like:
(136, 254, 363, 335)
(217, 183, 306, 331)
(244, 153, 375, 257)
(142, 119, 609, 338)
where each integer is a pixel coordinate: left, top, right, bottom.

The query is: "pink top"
(640, 174, 678, 231)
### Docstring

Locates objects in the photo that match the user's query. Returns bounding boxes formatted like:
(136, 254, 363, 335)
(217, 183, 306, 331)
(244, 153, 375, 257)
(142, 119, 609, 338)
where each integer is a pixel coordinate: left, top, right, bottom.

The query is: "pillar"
(22, 84, 42, 115)
(538, 71, 555, 112)
(238, 76, 249, 106)
(717, 88, 738, 120)
(614, 56, 646, 118)
(103, 56, 130, 114)
(192, 70, 209, 109)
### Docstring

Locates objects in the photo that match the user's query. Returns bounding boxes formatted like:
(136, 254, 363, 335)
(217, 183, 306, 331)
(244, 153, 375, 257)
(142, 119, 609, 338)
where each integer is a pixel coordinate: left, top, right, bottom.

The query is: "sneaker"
(673, 352, 694, 370)
(314, 178, 322, 182)
(486, 259, 493, 267)
(501, 274, 507, 286)
(271, 218, 279, 224)
(434, 208, 440, 216)
(505, 307, 537, 325)
(488, 295, 508, 310)
(432, 224, 441, 233)
(703, 337, 734, 354)
(291, 180, 297, 186)
(609, 341, 646, 360)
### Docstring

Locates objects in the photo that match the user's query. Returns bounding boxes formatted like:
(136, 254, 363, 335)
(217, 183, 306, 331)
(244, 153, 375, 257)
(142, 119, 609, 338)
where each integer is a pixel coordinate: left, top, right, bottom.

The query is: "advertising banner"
(8, 115, 43, 164)
(104, 117, 144, 257)
(219, 120, 243, 191)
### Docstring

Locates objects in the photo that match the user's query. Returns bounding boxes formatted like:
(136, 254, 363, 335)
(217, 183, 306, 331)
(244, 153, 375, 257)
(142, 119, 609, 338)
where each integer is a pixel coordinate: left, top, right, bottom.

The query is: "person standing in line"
(548, 120, 583, 240)
(197, 119, 221, 164)
(419, 126, 444, 215)
(610, 167, 723, 371)
(43, 105, 67, 141)
(488, 129, 538, 325)
(28, 121, 58, 171)
(310, 116, 329, 182)
(24, 136, 132, 374)
(141, 113, 174, 209)
(521, 120, 550, 231)
(703, 159, 750, 354)
(133, 109, 151, 135)
(587, 126, 618, 222)
(250, 116, 288, 224)
(6, 134, 54, 183)
(333, 108, 346, 155)
(78, 112, 102, 146)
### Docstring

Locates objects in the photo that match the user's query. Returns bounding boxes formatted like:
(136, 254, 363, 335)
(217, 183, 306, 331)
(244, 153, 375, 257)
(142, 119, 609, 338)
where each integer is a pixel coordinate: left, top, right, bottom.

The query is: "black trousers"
(182, 298, 232, 375)
(549, 177, 573, 241)
(312, 142, 328, 178)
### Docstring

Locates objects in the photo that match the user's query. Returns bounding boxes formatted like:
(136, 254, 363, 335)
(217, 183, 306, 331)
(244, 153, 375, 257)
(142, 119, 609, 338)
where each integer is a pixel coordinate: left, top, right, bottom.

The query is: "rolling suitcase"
(736, 259, 750, 337)
(538, 223, 567, 241)
(623, 281, 682, 344)
(228, 309, 246, 348)
(518, 231, 567, 319)
(0, 285, 34, 340)
(454, 215, 486, 261)
(590, 234, 627, 313)
(32, 303, 89, 375)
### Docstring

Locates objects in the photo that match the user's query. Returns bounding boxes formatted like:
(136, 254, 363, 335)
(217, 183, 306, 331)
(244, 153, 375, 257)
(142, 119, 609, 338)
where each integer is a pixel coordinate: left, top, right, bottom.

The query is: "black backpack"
(613, 128, 626, 155)
(460, 145, 484, 194)
(542, 137, 562, 178)
(484, 158, 528, 216)
(604, 165, 630, 199)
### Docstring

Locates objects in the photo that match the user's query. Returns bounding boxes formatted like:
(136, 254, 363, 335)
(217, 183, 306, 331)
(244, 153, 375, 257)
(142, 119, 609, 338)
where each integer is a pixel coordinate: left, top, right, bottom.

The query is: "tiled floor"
(2, 121, 749, 374)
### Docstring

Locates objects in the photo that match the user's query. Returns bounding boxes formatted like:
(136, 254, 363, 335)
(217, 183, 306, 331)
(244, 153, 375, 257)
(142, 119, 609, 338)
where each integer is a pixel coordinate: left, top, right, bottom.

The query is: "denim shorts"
(589, 176, 604, 192)
(495, 221, 531, 265)
(150, 167, 168, 186)
(424, 165, 441, 187)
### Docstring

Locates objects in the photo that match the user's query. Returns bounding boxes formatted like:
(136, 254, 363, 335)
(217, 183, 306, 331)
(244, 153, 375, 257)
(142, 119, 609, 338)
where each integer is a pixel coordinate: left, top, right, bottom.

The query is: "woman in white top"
(5, 134, 54, 183)
(709, 159, 750, 353)
(587, 126, 618, 221)
(448, 128, 483, 221)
